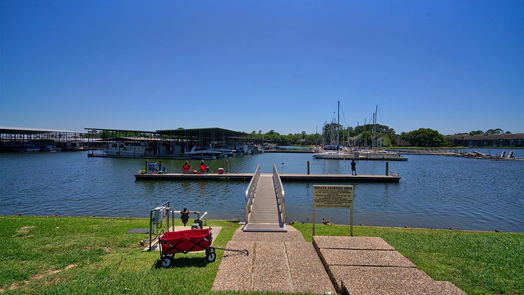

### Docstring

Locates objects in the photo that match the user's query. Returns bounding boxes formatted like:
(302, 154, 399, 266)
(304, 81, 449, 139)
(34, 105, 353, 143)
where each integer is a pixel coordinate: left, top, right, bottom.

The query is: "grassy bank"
(1, 216, 522, 294)
(0, 216, 286, 295)
(293, 223, 524, 295)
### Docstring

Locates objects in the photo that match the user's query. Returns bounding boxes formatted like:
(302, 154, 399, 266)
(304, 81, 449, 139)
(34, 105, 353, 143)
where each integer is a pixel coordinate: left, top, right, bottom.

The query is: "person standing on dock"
(351, 160, 357, 175)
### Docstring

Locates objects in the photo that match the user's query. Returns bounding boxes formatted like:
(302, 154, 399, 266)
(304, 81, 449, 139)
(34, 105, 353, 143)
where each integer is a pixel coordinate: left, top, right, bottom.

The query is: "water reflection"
(0, 151, 523, 232)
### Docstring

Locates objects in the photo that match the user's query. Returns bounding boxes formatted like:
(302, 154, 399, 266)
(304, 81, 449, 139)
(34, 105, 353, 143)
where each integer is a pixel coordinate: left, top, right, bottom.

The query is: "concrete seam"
(327, 264, 416, 268)
(283, 242, 295, 292)
(250, 241, 256, 291)
(313, 238, 340, 294)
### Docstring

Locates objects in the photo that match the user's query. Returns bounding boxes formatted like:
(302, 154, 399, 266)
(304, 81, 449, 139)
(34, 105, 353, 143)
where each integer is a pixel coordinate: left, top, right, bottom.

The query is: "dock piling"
(385, 161, 389, 176)
(307, 161, 310, 175)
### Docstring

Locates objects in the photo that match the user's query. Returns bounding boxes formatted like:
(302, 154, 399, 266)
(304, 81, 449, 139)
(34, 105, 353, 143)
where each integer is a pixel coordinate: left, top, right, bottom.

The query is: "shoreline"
(1, 215, 522, 294)
(3, 214, 521, 234)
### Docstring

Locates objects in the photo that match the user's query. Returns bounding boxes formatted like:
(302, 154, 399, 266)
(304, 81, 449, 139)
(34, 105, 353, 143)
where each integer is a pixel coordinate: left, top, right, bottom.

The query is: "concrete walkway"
(213, 229, 465, 294)
(212, 226, 336, 294)
(313, 236, 466, 295)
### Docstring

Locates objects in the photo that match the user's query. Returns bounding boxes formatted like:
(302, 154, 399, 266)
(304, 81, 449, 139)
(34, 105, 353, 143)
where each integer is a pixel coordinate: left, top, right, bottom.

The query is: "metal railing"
(272, 164, 286, 224)
(244, 164, 261, 223)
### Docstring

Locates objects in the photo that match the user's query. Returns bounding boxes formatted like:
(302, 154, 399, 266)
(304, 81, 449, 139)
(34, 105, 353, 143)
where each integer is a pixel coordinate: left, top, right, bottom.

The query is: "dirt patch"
(0, 264, 77, 293)
(16, 226, 35, 234)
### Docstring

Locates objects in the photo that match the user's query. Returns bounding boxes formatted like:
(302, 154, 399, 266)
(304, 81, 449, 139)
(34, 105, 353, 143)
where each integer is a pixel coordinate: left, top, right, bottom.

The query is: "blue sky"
(1, 0, 523, 135)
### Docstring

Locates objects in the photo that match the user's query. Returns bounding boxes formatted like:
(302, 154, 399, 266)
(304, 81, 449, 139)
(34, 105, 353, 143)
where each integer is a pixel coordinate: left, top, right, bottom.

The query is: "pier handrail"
(244, 164, 261, 223)
(272, 164, 286, 224)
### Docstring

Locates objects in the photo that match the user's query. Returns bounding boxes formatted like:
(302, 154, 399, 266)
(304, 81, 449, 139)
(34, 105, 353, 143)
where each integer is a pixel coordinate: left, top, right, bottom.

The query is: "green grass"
(293, 223, 524, 295)
(0, 216, 291, 295)
(2, 216, 523, 294)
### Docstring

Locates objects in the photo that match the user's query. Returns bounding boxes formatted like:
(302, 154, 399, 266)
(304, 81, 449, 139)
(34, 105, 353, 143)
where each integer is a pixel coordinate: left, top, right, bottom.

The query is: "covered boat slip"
(85, 127, 254, 159)
(0, 126, 86, 152)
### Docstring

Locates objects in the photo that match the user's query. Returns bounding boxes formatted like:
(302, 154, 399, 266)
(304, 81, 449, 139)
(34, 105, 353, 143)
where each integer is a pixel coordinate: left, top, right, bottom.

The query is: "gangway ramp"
(243, 165, 287, 232)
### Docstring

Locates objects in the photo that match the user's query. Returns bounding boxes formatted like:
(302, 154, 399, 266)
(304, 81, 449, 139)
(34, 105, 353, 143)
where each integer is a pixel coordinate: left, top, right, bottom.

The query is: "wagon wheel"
(206, 251, 216, 263)
(206, 247, 216, 262)
(161, 255, 174, 268)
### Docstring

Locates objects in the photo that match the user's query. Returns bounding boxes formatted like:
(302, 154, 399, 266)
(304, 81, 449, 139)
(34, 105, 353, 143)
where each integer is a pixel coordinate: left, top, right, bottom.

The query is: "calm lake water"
(1, 150, 523, 232)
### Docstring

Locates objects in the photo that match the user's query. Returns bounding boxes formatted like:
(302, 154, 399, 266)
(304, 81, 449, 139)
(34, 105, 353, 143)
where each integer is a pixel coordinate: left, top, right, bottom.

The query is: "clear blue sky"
(1, 0, 523, 135)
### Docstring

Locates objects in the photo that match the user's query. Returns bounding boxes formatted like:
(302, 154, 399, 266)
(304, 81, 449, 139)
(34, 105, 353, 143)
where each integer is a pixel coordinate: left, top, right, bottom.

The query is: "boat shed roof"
(156, 128, 247, 138)
(0, 126, 80, 134)
(85, 128, 156, 134)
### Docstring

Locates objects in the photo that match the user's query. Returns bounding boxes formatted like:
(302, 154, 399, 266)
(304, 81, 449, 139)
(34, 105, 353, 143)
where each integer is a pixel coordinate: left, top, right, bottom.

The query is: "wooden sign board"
(313, 185, 354, 208)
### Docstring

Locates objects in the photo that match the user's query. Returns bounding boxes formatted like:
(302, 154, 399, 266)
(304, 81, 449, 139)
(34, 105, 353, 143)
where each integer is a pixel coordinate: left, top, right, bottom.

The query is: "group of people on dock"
(182, 161, 210, 174)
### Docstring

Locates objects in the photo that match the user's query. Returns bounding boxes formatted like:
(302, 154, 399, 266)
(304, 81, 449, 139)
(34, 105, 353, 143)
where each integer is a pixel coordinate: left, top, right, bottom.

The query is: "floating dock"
(135, 173, 400, 183)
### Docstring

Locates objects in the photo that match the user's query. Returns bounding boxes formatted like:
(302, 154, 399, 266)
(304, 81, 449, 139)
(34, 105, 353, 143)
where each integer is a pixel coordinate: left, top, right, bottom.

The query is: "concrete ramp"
(243, 166, 287, 232)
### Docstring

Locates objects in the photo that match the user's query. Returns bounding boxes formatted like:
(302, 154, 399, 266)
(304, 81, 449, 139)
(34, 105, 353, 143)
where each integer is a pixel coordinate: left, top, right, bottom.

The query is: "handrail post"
(245, 164, 260, 224)
(272, 164, 286, 224)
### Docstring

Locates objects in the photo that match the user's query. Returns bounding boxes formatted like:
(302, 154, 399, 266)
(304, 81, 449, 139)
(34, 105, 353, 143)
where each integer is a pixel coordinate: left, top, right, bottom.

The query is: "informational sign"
(313, 185, 354, 208)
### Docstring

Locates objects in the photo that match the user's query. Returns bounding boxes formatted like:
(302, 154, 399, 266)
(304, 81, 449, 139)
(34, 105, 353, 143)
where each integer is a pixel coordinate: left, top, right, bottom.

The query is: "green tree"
(401, 128, 450, 147)
(486, 128, 503, 135)
(468, 130, 483, 136)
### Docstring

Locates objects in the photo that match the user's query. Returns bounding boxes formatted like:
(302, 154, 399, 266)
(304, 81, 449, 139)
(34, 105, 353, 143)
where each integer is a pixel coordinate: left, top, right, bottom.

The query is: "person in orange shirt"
(182, 161, 191, 173)
(199, 161, 208, 173)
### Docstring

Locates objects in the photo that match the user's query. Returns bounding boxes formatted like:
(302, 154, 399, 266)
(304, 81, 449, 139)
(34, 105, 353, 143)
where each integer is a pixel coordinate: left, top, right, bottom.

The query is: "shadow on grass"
(152, 256, 212, 269)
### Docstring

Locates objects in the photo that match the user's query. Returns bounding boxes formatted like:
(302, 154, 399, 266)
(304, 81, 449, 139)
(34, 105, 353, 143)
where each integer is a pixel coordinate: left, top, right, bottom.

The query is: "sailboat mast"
(337, 100, 340, 148)
(372, 105, 378, 148)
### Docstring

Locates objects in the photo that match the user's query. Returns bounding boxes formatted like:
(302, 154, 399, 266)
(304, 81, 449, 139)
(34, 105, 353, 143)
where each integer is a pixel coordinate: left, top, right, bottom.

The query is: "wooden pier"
(134, 172, 400, 182)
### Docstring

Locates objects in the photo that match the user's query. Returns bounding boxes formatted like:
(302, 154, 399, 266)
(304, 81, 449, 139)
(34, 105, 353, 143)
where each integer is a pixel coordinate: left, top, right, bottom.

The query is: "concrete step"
(319, 248, 416, 268)
(314, 236, 395, 250)
(341, 274, 466, 295)
(313, 235, 466, 295)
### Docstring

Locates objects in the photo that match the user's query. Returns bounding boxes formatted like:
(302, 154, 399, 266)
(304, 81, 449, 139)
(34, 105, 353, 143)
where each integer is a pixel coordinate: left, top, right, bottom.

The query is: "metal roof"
(156, 128, 247, 137)
(0, 126, 80, 134)
(84, 128, 156, 134)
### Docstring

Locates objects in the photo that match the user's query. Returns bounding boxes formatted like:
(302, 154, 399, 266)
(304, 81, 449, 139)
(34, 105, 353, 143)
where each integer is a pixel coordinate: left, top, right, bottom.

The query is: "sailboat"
(313, 104, 407, 161)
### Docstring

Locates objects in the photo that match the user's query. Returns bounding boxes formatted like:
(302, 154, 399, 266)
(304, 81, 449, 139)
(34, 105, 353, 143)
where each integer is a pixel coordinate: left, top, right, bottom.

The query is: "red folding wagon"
(158, 228, 215, 268)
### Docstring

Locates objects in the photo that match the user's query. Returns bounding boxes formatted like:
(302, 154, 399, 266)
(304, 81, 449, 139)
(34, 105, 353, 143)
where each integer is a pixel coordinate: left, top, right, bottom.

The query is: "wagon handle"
(212, 247, 249, 256)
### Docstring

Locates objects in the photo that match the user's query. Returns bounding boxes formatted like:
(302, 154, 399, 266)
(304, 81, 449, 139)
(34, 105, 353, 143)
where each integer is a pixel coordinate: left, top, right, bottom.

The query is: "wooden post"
(145, 160, 148, 172)
(385, 161, 389, 176)
(307, 161, 310, 175)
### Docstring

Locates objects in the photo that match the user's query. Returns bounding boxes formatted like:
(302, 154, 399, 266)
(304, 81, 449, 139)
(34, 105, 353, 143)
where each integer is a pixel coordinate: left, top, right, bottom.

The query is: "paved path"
(213, 229, 466, 294)
(212, 227, 336, 294)
(243, 174, 286, 232)
(313, 236, 466, 295)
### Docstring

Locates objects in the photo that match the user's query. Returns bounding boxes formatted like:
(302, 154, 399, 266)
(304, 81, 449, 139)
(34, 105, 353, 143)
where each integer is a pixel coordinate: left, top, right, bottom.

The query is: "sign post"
(313, 185, 355, 236)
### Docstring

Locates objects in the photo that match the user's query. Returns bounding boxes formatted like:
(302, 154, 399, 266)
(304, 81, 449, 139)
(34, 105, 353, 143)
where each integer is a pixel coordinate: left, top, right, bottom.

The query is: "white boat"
(103, 142, 148, 156)
(184, 146, 222, 160)
(314, 148, 407, 161)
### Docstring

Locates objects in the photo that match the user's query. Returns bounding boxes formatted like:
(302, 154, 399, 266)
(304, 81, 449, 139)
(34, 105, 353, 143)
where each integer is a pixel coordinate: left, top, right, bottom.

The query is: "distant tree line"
(455, 128, 511, 136)
(249, 125, 452, 147)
